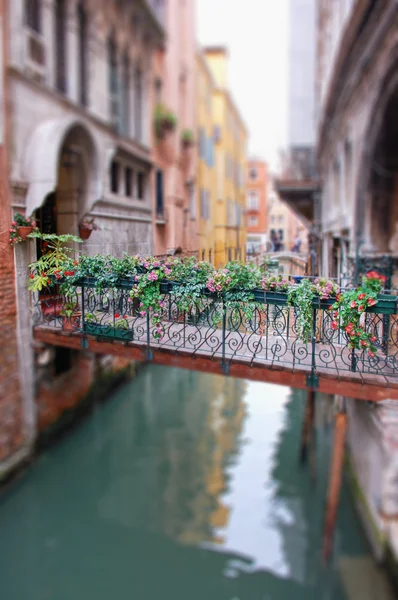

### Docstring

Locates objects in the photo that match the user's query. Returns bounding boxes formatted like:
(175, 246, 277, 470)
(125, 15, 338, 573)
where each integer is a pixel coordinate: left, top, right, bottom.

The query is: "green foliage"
(28, 233, 82, 292)
(287, 279, 315, 343)
(9, 213, 39, 245)
(181, 128, 195, 145)
(154, 104, 178, 139)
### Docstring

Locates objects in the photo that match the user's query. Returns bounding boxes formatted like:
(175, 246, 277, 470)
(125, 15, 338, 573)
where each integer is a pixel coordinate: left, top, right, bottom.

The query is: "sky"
(196, 0, 289, 172)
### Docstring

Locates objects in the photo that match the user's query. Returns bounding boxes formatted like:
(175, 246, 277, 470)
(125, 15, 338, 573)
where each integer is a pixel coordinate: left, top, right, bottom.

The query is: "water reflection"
(0, 366, 372, 599)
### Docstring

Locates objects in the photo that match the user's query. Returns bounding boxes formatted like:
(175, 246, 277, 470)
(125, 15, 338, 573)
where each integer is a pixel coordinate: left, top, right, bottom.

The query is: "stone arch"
(355, 44, 398, 251)
(23, 117, 101, 219)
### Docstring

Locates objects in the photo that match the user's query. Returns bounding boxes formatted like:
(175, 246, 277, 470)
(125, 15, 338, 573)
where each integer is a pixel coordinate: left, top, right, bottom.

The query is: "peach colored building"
(246, 160, 268, 256)
(152, 0, 197, 257)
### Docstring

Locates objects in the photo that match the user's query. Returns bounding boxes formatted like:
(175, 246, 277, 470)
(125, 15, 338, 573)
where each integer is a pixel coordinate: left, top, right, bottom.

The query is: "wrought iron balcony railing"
(32, 279, 398, 388)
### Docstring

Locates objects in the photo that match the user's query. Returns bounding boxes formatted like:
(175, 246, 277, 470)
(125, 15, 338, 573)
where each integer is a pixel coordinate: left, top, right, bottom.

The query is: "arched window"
(55, 0, 67, 93)
(25, 0, 41, 33)
(134, 68, 143, 142)
(77, 2, 88, 106)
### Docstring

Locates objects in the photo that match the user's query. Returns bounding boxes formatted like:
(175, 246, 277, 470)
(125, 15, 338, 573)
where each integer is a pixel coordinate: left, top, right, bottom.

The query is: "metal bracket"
(306, 373, 319, 389)
(221, 361, 230, 375)
(146, 349, 153, 361)
(80, 336, 89, 349)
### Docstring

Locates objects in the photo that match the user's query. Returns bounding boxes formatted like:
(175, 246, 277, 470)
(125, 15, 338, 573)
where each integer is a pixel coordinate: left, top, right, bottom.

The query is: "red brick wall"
(0, 152, 24, 461)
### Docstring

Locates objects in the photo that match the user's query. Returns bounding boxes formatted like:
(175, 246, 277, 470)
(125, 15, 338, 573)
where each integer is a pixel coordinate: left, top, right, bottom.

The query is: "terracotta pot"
(62, 312, 81, 331)
(79, 227, 91, 240)
(17, 226, 33, 240)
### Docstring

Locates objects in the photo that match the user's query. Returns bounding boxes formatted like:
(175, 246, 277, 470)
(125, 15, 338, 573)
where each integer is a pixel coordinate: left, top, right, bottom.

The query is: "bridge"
(30, 275, 398, 560)
(32, 278, 398, 402)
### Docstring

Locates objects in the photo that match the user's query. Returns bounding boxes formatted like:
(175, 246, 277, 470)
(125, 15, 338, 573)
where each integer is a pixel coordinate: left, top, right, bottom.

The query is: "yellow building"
(196, 48, 248, 268)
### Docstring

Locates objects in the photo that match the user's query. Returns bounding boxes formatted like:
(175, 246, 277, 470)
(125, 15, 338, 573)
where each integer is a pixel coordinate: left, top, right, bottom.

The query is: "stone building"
(152, 0, 197, 257)
(1, 0, 166, 477)
(246, 159, 268, 257)
(316, 0, 398, 281)
(315, 0, 398, 573)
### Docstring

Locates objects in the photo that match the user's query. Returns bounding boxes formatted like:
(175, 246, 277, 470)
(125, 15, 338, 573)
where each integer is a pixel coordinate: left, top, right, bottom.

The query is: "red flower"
(114, 313, 120, 318)
(73, 261, 78, 266)
(350, 301, 357, 308)
(368, 298, 376, 307)
(69, 271, 75, 276)
(29, 274, 34, 279)
(361, 340, 368, 348)
(331, 321, 338, 330)
(336, 293, 342, 302)
(358, 293, 366, 300)
(371, 336, 377, 342)
(358, 304, 365, 312)
(41, 272, 46, 277)
(368, 351, 376, 358)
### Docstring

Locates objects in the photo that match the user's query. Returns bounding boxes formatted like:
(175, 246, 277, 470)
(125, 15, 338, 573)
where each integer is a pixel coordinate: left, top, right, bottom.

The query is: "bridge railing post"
(221, 301, 229, 374)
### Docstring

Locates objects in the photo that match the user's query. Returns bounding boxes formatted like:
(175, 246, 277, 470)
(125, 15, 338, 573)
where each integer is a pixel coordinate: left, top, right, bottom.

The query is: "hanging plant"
(27, 232, 82, 292)
(331, 271, 386, 357)
(287, 279, 315, 343)
(9, 213, 39, 245)
(154, 104, 178, 139)
(181, 128, 195, 148)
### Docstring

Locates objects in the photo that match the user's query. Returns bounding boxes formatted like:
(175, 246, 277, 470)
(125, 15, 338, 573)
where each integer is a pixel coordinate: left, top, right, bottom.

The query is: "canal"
(0, 366, 390, 599)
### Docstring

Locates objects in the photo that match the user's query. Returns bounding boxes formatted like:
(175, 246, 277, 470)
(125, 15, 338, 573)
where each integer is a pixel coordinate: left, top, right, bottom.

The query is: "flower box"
(368, 294, 397, 315)
(83, 322, 134, 341)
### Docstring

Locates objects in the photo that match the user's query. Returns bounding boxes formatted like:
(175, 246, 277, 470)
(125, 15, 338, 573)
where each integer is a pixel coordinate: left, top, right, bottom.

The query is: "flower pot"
(17, 226, 33, 240)
(79, 227, 92, 240)
(62, 312, 81, 331)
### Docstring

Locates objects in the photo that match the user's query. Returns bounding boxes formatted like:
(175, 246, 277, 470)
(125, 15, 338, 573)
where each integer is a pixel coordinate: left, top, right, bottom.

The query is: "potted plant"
(78, 217, 100, 241)
(9, 212, 39, 245)
(60, 300, 81, 331)
(28, 232, 82, 292)
(154, 104, 178, 140)
(181, 129, 195, 149)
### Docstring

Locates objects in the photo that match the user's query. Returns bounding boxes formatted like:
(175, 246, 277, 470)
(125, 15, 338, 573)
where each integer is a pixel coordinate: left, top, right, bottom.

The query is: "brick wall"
(0, 150, 24, 462)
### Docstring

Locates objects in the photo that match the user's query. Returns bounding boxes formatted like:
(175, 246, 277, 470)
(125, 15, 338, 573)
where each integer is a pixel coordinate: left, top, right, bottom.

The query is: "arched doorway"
(368, 85, 398, 253)
(26, 120, 99, 240)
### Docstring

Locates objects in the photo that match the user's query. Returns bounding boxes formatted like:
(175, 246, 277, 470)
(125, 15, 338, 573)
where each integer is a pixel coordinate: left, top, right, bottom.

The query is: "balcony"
(275, 146, 320, 225)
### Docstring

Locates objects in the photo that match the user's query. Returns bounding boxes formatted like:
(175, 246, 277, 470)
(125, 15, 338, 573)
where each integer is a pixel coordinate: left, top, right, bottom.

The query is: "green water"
(0, 366, 374, 599)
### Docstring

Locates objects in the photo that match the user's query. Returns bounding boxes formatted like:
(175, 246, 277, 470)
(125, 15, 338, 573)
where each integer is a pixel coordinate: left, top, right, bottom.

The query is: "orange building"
(246, 159, 268, 256)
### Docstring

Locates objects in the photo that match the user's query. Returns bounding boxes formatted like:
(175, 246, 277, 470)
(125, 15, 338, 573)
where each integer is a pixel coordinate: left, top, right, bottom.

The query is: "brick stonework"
(0, 150, 24, 462)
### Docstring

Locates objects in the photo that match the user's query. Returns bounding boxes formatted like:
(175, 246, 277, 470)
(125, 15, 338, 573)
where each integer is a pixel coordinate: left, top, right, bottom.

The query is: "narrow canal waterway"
(0, 366, 389, 599)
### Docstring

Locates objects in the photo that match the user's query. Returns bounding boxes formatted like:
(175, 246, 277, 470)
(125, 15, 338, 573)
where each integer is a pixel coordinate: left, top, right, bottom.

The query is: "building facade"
(196, 50, 217, 264)
(246, 160, 268, 256)
(1, 0, 168, 476)
(316, 0, 398, 281)
(203, 47, 247, 268)
(314, 0, 398, 572)
(152, 0, 197, 257)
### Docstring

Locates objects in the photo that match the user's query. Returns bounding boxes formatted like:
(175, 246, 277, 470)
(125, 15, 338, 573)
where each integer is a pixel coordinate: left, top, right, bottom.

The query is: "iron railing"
(31, 279, 398, 386)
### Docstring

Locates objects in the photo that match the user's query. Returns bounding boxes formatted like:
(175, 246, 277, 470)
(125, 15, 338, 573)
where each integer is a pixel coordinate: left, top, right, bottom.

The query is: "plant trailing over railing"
(9, 212, 39, 245)
(181, 128, 195, 148)
(154, 104, 178, 139)
(26, 236, 394, 349)
(331, 271, 386, 357)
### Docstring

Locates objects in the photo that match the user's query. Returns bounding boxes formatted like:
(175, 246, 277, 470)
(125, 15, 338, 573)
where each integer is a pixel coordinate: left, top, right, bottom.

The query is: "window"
(110, 161, 120, 193)
(154, 78, 162, 105)
(228, 248, 232, 262)
(271, 215, 276, 224)
(227, 199, 233, 226)
(26, 0, 41, 33)
(134, 69, 143, 142)
(77, 2, 88, 106)
(108, 34, 119, 129)
(137, 172, 145, 200)
(278, 215, 284, 224)
(279, 229, 284, 241)
(121, 54, 130, 136)
(198, 128, 206, 159)
(55, 0, 67, 93)
(249, 216, 258, 227)
(247, 191, 259, 210)
(201, 250, 205, 262)
(249, 167, 257, 181)
(200, 189, 210, 220)
(208, 249, 212, 264)
(156, 170, 164, 216)
(125, 167, 133, 197)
